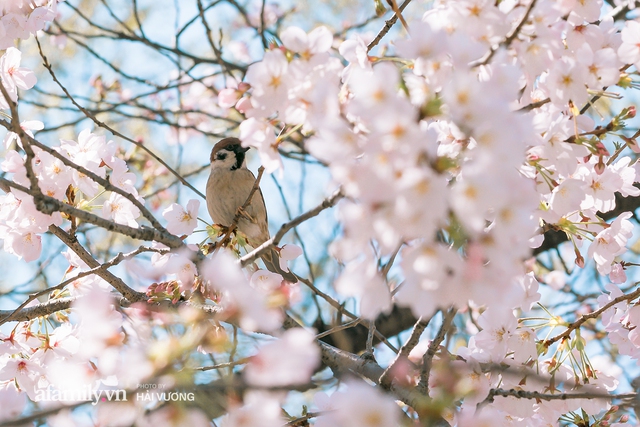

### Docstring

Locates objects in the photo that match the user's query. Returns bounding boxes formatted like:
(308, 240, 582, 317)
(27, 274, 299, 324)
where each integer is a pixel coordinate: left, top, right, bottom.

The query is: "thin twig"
(35, 36, 206, 199)
(366, 322, 376, 354)
(239, 189, 343, 267)
(418, 308, 456, 394)
(0, 246, 159, 325)
(0, 178, 183, 249)
(367, 0, 413, 52)
(469, 0, 538, 68)
(0, 119, 169, 234)
(379, 316, 430, 387)
(543, 282, 640, 347)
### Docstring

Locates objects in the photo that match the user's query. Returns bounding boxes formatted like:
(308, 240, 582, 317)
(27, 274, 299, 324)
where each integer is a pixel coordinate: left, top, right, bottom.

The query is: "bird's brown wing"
(236, 169, 271, 246)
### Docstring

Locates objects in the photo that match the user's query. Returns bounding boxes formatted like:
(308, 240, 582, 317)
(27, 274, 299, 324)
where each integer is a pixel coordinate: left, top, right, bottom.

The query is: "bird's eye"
(216, 152, 227, 161)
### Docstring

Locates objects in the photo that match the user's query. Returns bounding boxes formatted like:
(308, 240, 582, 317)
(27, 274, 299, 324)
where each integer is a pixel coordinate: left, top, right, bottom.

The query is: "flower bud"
(374, 0, 387, 16)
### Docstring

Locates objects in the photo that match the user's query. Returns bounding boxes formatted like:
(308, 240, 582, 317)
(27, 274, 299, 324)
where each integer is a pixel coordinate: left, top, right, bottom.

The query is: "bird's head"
(210, 137, 250, 171)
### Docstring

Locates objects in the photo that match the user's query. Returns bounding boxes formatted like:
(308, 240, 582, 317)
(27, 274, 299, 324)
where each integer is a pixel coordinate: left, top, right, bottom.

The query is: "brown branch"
(0, 178, 184, 249)
(518, 97, 551, 112)
(0, 246, 161, 325)
(386, 0, 409, 32)
(60, 2, 245, 71)
(367, 0, 413, 52)
(239, 189, 343, 267)
(379, 316, 430, 387)
(418, 308, 456, 394)
(0, 119, 169, 234)
(470, 0, 538, 68)
(533, 187, 640, 255)
(0, 296, 77, 324)
(543, 282, 640, 347)
(487, 387, 636, 402)
(35, 36, 206, 200)
(297, 276, 399, 353)
(48, 225, 148, 302)
(0, 76, 43, 204)
(318, 340, 422, 407)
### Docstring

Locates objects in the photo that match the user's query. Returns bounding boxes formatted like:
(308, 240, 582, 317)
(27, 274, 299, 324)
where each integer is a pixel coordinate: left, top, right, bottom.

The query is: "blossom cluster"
(227, 4, 639, 299)
(2, 0, 640, 424)
(1, 127, 143, 261)
(0, 0, 58, 50)
(207, 0, 640, 423)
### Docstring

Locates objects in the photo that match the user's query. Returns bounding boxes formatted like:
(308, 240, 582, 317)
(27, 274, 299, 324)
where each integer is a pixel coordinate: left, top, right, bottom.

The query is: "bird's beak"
(236, 145, 250, 153)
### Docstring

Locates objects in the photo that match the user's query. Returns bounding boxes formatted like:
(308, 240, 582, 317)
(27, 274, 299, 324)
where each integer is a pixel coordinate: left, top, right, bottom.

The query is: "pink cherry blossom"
(218, 87, 241, 109)
(0, 47, 35, 103)
(245, 49, 290, 117)
(335, 259, 392, 319)
(0, 381, 26, 421)
(102, 193, 141, 228)
(618, 20, 640, 65)
(245, 328, 319, 387)
(473, 308, 518, 362)
(3, 120, 43, 149)
(513, 272, 541, 311)
(162, 199, 199, 236)
(339, 35, 371, 82)
(250, 269, 283, 290)
(73, 284, 124, 359)
(4, 230, 41, 262)
(163, 249, 197, 292)
(239, 117, 283, 173)
(200, 251, 283, 332)
(25, 7, 55, 33)
(542, 56, 588, 107)
(609, 263, 627, 284)
(220, 393, 284, 427)
(278, 243, 302, 271)
(314, 380, 401, 427)
(588, 212, 634, 275)
(0, 357, 45, 399)
(281, 26, 332, 56)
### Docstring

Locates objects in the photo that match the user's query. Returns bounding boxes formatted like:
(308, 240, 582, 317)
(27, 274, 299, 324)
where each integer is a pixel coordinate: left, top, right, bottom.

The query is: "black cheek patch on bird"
(229, 144, 249, 170)
(231, 150, 245, 170)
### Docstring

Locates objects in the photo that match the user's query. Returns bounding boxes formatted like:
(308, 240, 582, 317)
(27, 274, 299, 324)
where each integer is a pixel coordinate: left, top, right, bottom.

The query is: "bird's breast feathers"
(206, 168, 269, 244)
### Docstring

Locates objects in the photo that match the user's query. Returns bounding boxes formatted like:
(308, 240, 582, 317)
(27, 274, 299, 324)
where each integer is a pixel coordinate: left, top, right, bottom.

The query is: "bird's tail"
(261, 248, 298, 283)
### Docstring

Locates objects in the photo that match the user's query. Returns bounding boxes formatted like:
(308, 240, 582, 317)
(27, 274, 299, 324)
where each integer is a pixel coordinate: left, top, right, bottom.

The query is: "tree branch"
(367, 0, 413, 52)
(239, 189, 343, 267)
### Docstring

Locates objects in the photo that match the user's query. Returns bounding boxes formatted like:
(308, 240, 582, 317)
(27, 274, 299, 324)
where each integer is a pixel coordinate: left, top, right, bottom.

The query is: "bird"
(205, 137, 298, 283)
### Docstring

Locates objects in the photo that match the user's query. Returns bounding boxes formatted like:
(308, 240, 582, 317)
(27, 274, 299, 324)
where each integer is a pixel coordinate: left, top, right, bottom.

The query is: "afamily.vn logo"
(34, 384, 127, 406)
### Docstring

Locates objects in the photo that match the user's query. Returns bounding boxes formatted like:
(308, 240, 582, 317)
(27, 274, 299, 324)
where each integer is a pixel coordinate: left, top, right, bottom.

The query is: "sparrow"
(205, 137, 298, 283)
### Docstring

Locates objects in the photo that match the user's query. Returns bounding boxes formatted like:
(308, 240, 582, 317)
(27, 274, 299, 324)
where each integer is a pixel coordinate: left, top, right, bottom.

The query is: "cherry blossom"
(0, 47, 36, 103)
(102, 193, 141, 228)
(280, 26, 332, 57)
(314, 380, 401, 427)
(278, 243, 302, 271)
(244, 49, 290, 118)
(0, 381, 26, 421)
(618, 19, 640, 66)
(3, 0, 640, 425)
(220, 393, 284, 427)
(162, 199, 199, 236)
(3, 120, 43, 149)
(0, 357, 45, 400)
(200, 250, 283, 332)
(244, 328, 319, 387)
(588, 213, 634, 275)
